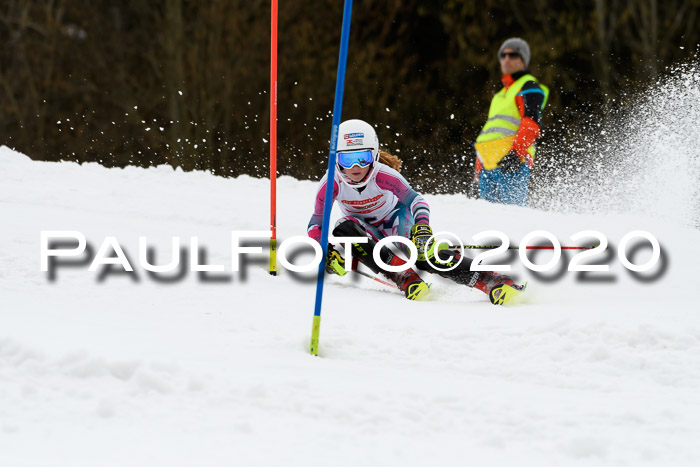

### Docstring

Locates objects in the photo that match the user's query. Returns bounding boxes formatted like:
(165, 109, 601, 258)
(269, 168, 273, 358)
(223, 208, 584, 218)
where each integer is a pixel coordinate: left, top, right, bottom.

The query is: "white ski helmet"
(335, 119, 379, 188)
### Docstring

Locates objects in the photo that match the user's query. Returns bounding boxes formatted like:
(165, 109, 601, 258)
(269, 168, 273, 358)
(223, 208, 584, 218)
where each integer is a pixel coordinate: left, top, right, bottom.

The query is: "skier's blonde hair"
(378, 150, 402, 172)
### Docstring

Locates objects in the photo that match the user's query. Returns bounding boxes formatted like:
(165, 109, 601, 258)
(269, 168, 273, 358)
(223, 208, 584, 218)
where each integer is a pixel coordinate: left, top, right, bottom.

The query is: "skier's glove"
(410, 224, 434, 261)
(325, 244, 348, 276)
(498, 150, 523, 173)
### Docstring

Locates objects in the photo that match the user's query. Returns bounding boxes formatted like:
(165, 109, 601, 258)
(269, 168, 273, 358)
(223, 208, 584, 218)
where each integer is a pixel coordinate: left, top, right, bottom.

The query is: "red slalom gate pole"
(269, 0, 278, 276)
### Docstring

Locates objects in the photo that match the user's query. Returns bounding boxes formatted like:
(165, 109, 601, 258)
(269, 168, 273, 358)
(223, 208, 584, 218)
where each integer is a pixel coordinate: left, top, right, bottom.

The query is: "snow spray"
(532, 60, 700, 230)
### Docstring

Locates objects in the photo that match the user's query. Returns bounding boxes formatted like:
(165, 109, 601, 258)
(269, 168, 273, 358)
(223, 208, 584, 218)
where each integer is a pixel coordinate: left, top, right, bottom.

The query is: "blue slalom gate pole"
(310, 0, 353, 356)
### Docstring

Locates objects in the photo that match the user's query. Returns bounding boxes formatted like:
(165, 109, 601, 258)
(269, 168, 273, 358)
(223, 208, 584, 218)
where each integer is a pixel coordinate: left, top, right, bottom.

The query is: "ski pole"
(458, 245, 596, 250)
(353, 269, 400, 290)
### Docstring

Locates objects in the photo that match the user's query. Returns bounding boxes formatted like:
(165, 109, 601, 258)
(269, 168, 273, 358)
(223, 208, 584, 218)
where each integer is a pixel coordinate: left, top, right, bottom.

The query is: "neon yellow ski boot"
(405, 280, 431, 301)
(489, 281, 528, 305)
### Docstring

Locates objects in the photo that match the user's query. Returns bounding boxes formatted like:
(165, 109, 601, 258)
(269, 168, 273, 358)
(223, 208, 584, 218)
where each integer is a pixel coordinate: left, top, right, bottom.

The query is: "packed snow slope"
(2, 146, 700, 467)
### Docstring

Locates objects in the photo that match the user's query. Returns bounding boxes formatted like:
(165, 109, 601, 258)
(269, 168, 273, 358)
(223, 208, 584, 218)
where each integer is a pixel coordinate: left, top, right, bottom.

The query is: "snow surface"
(2, 145, 700, 466)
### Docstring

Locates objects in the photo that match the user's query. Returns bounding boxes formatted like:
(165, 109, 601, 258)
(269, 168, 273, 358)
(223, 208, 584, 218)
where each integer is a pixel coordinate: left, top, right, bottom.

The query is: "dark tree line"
(1, 0, 699, 193)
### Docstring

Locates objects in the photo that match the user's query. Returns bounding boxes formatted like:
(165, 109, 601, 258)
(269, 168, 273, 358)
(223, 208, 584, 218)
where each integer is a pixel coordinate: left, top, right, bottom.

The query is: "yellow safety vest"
(475, 74, 549, 170)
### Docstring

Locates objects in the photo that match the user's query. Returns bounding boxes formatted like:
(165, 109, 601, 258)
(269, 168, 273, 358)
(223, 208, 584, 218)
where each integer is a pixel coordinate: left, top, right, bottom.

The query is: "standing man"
(473, 38, 549, 206)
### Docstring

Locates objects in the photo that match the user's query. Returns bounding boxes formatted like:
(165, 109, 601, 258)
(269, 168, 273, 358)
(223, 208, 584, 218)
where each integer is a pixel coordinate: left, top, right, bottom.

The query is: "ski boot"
(473, 271, 527, 305)
(384, 254, 431, 301)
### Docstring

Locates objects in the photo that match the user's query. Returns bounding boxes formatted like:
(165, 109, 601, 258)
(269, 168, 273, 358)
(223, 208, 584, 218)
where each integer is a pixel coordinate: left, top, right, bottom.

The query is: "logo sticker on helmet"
(344, 132, 365, 147)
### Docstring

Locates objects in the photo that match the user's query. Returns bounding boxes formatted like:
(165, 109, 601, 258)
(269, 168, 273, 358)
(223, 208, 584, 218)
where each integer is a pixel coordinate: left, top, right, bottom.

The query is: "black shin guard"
(333, 219, 426, 295)
(332, 219, 392, 275)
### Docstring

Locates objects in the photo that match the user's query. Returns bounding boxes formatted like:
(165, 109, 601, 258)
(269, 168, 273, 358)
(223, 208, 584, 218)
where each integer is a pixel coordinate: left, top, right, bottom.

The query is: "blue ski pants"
(479, 164, 530, 206)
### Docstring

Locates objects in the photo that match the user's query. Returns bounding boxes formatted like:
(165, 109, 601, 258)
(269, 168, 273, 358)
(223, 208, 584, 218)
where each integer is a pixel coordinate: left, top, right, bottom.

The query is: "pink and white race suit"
(307, 162, 430, 243)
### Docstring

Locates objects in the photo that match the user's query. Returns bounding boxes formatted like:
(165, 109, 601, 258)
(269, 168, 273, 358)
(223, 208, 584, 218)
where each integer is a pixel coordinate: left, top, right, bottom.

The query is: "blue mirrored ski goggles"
(337, 149, 374, 169)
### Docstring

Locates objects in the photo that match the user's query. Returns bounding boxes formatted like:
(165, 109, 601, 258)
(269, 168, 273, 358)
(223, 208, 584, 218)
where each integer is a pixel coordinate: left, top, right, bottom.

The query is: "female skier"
(307, 119, 525, 305)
